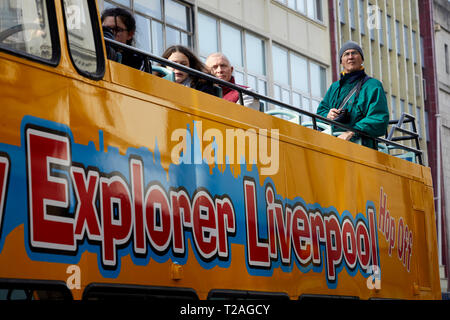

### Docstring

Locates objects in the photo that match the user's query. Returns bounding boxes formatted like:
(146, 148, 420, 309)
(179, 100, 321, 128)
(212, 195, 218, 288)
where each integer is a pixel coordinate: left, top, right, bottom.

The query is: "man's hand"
(327, 108, 341, 120)
(337, 131, 354, 141)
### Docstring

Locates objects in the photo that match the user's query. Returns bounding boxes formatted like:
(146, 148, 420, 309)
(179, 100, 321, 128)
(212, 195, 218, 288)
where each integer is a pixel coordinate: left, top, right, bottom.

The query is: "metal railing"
(104, 38, 423, 165)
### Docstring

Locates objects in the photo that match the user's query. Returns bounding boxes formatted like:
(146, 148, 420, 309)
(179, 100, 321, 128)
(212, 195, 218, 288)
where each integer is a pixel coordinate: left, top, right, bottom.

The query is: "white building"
(99, 0, 330, 115)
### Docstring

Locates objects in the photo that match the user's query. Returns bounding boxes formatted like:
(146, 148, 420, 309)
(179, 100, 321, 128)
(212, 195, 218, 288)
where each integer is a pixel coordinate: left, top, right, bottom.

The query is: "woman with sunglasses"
(101, 7, 144, 71)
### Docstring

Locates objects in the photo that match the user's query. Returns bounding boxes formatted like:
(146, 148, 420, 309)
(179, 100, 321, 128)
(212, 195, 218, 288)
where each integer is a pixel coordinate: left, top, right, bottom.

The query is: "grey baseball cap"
(339, 41, 364, 62)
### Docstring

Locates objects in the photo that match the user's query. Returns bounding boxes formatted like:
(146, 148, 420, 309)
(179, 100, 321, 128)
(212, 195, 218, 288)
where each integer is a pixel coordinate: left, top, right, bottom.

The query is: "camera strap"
(337, 75, 370, 111)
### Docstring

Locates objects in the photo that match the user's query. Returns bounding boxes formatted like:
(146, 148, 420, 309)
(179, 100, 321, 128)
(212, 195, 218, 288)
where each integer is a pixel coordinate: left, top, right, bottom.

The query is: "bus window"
(61, 0, 104, 79)
(0, 0, 59, 65)
(0, 280, 72, 300)
(208, 289, 290, 300)
(83, 283, 198, 301)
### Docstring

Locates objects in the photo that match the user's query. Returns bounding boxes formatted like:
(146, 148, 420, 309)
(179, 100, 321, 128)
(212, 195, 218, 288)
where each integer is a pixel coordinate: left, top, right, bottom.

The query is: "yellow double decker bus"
(0, 0, 441, 301)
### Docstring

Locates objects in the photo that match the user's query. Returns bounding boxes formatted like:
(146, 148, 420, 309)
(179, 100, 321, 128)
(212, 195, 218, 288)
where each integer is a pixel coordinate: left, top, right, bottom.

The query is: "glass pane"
(310, 62, 325, 98)
(0, 0, 54, 60)
(198, 13, 218, 57)
(302, 96, 310, 111)
(245, 33, 265, 75)
(307, 0, 315, 19)
(135, 0, 161, 19)
(165, 26, 180, 48)
(234, 70, 245, 85)
(302, 96, 311, 122)
(63, 0, 98, 74)
(248, 74, 257, 90)
(290, 53, 308, 93)
(258, 79, 267, 95)
(181, 33, 190, 47)
(273, 84, 281, 101)
(272, 45, 289, 86)
(165, 0, 189, 31)
(221, 22, 243, 68)
(135, 14, 151, 53)
(282, 88, 290, 104)
(293, 92, 301, 108)
(288, 0, 296, 10)
(311, 99, 320, 113)
(296, 0, 306, 14)
(112, 0, 130, 7)
(151, 20, 163, 55)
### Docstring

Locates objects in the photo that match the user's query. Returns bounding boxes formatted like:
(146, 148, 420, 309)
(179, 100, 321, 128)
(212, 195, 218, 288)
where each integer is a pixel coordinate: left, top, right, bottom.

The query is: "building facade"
(330, 0, 428, 157)
(329, 0, 448, 294)
(99, 0, 331, 117)
(434, 0, 450, 294)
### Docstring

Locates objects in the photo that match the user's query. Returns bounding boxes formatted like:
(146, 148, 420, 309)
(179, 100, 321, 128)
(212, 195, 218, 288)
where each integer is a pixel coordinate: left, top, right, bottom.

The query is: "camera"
(334, 108, 350, 123)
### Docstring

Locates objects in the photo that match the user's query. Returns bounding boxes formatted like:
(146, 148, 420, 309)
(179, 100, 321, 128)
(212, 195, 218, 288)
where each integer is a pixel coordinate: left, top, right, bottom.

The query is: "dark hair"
(162, 45, 211, 86)
(101, 7, 136, 46)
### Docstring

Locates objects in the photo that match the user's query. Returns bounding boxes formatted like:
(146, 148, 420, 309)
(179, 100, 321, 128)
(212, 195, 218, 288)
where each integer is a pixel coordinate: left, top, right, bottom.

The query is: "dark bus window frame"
(83, 283, 199, 300)
(0, 279, 73, 301)
(0, 0, 61, 67)
(60, 0, 105, 80)
(208, 289, 290, 300)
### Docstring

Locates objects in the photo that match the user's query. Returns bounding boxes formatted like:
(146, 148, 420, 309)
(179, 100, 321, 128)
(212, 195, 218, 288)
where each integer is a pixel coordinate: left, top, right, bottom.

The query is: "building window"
(378, 9, 383, 46)
(339, 0, 346, 24)
(412, 30, 417, 64)
(403, 25, 409, 60)
(387, 15, 392, 51)
(391, 96, 397, 120)
(271, 43, 326, 119)
(420, 36, 425, 67)
(395, 20, 401, 55)
(274, 0, 323, 22)
(103, 0, 193, 56)
(416, 106, 422, 139)
(358, 0, 365, 35)
(445, 44, 449, 74)
(349, 0, 355, 30)
(198, 12, 267, 96)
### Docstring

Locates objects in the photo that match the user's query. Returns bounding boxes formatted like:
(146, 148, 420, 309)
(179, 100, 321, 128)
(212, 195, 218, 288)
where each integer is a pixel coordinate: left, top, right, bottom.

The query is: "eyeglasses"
(342, 50, 361, 58)
(111, 26, 128, 34)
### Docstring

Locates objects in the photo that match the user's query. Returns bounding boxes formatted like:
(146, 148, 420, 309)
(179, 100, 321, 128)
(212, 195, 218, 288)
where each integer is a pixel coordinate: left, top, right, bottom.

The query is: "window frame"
(61, 0, 106, 80)
(0, 279, 73, 300)
(83, 283, 198, 300)
(197, 11, 268, 96)
(207, 289, 289, 300)
(271, 42, 326, 117)
(104, 0, 194, 55)
(0, 0, 61, 67)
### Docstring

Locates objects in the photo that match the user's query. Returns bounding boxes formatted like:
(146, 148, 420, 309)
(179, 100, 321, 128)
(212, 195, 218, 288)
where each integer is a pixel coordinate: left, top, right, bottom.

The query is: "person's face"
(206, 55, 233, 82)
(167, 51, 190, 83)
(102, 16, 134, 44)
(341, 49, 363, 73)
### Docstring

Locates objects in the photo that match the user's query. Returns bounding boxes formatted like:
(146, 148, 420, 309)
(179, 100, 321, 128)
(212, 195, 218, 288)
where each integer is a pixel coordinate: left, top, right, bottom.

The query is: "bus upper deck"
(0, 0, 440, 300)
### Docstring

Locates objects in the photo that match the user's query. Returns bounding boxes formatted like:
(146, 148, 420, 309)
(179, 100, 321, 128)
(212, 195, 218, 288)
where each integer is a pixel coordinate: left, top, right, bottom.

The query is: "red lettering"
(170, 189, 191, 255)
(324, 215, 342, 281)
(192, 191, 217, 259)
(0, 155, 10, 233)
(244, 179, 269, 268)
(292, 205, 311, 266)
(309, 211, 325, 265)
(26, 129, 74, 250)
(342, 219, 357, 268)
(100, 176, 132, 267)
(145, 185, 172, 252)
(356, 221, 371, 269)
(216, 197, 235, 258)
(71, 167, 101, 241)
(130, 159, 146, 254)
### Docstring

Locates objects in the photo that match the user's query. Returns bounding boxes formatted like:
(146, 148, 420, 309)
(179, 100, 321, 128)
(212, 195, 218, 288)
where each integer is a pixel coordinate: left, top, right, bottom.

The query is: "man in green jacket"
(316, 41, 389, 149)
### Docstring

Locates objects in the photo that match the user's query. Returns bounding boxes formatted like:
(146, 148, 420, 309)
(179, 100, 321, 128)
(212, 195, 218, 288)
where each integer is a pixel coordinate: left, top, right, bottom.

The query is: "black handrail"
(104, 38, 423, 165)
